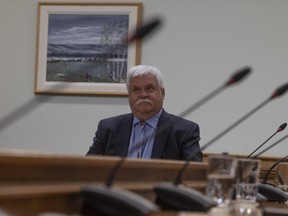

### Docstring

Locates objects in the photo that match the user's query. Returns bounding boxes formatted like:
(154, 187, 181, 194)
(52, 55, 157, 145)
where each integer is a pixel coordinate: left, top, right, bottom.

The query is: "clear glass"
(234, 158, 260, 203)
(206, 154, 237, 207)
(275, 162, 288, 195)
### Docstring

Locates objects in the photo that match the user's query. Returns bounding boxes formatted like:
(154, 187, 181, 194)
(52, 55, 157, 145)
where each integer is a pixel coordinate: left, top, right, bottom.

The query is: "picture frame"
(34, 2, 142, 95)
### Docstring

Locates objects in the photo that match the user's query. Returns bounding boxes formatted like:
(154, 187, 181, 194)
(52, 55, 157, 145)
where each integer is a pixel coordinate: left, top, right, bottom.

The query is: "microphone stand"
(247, 123, 287, 158)
(105, 157, 126, 188)
(252, 134, 288, 159)
(178, 67, 251, 117)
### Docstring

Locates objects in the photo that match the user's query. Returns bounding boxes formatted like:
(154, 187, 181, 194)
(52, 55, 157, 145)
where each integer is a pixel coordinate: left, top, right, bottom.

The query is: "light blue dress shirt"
(127, 109, 162, 158)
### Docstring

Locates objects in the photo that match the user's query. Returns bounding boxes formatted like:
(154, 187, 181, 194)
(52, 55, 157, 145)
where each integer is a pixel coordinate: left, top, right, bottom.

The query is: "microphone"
(0, 18, 163, 133)
(252, 134, 288, 158)
(178, 66, 251, 117)
(80, 156, 160, 216)
(247, 123, 287, 158)
(258, 155, 288, 202)
(200, 82, 288, 152)
(128, 17, 162, 42)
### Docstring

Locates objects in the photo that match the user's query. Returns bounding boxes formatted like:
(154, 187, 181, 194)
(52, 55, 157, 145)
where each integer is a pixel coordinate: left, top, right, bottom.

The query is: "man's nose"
(139, 89, 149, 97)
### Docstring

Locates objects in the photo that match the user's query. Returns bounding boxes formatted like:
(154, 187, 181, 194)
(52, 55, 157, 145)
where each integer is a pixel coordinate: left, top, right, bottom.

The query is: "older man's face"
(128, 74, 165, 120)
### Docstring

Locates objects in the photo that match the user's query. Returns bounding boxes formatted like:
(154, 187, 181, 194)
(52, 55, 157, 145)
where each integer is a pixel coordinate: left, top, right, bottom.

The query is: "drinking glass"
(234, 158, 261, 203)
(206, 154, 237, 207)
(232, 158, 261, 216)
(275, 162, 288, 194)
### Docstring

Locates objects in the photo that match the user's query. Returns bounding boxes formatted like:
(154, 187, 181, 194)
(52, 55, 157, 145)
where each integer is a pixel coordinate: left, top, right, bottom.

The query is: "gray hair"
(126, 65, 164, 91)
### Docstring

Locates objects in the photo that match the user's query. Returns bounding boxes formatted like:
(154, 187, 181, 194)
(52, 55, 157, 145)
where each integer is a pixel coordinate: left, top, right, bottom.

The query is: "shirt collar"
(133, 109, 163, 129)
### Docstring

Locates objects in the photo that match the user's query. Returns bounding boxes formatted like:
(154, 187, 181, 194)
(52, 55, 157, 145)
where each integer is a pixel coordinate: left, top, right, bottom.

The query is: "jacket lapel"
(114, 114, 133, 157)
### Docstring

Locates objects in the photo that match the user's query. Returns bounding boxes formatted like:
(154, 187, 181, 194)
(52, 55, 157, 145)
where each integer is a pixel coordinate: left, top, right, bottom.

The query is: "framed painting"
(34, 2, 142, 95)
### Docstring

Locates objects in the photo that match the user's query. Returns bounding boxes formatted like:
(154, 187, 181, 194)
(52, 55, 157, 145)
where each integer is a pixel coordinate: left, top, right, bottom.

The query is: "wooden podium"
(0, 151, 207, 215)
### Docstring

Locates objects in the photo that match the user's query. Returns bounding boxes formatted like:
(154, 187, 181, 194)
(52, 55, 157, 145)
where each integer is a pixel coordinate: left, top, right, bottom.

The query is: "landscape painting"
(35, 2, 142, 95)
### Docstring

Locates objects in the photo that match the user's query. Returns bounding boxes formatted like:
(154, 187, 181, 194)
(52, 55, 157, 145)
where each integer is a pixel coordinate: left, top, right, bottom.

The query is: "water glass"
(206, 154, 237, 207)
(234, 158, 260, 202)
(275, 162, 288, 194)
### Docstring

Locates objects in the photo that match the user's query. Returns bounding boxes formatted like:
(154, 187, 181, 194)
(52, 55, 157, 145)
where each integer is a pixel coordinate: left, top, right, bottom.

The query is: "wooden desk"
(0, 151, 286, 216)
(0, 151, 207, 215)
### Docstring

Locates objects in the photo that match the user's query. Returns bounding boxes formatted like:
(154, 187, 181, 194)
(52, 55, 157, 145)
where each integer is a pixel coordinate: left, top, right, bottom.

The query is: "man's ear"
(161, 88, 165, 98)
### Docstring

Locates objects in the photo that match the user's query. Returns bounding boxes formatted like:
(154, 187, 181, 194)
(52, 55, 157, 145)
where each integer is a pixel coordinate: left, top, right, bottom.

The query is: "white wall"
(0, 0, 288, 157)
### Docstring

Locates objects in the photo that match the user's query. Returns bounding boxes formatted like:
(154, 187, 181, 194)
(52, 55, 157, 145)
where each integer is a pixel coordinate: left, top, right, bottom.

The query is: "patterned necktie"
(128, 121, 146, 158)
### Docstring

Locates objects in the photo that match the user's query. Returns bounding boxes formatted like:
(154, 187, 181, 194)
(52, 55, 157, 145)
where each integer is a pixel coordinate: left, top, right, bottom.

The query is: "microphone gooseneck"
(262, 155, 288, 184)
(201, 99, 270, 152)
(105, 157, 126, 188)
(178, 67, 252, 118)
(252, 134, 288, 158)
(247, 123, 287, 158)
(173, 159, 190, 185)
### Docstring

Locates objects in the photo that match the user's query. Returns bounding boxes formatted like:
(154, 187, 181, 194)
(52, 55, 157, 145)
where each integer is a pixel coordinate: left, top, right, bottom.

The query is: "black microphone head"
(258, 183, 288, 202)
(225, 66, 252, 86)
(81, 184, 160, 216)
(129, 17, 162, 42)
(278, 123, 287, 132)
(247, 123, 287, 159)
(270, 82, 288, 99)
(153, 183, 216, 212)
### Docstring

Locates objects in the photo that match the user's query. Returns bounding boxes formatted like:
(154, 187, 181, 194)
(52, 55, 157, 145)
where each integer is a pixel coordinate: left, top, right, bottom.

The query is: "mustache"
(136, 98, 152, 105)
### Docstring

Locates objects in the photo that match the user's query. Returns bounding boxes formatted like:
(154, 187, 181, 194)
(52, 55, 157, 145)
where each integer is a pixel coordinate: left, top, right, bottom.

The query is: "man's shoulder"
(162, 111, 199, 127)
(101, 113, 132, 123)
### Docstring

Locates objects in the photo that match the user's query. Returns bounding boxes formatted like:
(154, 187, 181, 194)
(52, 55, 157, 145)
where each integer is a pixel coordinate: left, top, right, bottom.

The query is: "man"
(86, 65, 202, 161)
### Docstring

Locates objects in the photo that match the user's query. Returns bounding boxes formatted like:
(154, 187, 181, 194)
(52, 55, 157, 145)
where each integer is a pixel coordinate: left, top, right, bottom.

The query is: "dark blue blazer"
(86, 110, 202, 161)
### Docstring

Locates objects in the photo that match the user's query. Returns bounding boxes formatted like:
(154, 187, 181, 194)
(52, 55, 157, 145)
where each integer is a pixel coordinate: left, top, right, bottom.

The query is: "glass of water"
(234, 158, 260, 203)
(232, 158, 261, 216)
(206, 154, 237, 207)
(275, 162, 288, 194)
